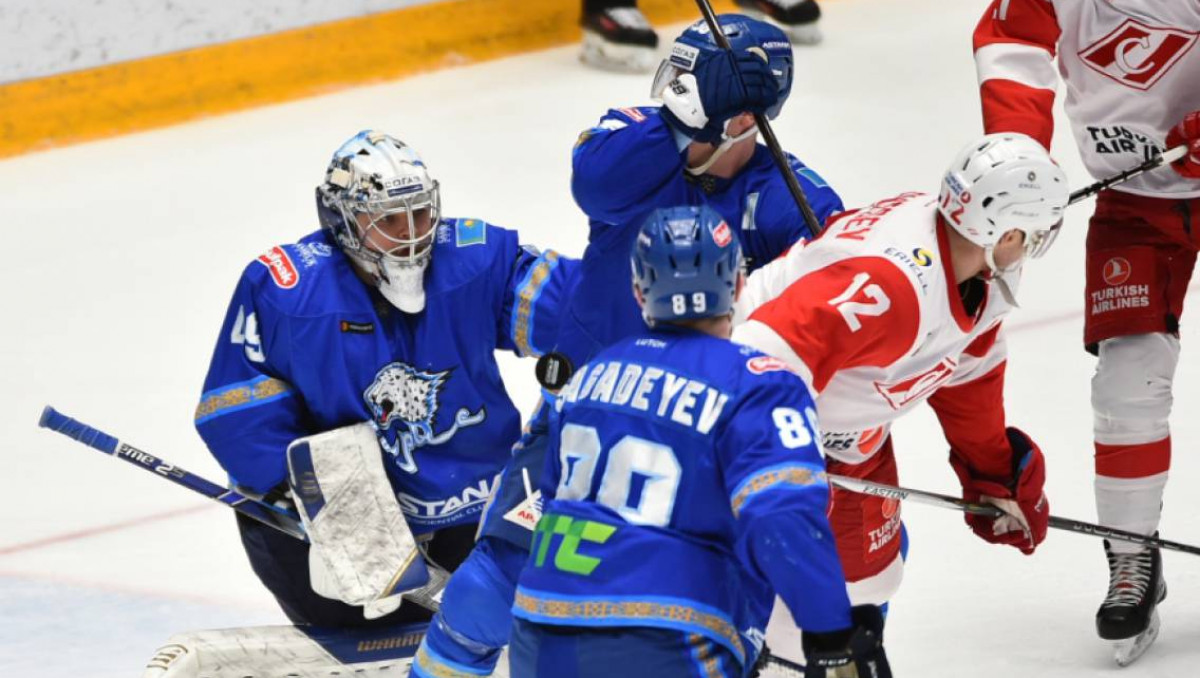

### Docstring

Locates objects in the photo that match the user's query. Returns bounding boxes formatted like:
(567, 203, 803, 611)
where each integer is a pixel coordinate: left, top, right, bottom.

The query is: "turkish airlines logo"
(257, 246, 299, 289)
(1079, 20, 1197, 91)
(1103, 257, 1132, 286)
(881, 498, 899, 520)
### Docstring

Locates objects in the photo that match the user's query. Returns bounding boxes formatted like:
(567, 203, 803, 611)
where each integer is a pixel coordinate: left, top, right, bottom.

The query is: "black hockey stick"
(1069, 145, 1186, 206)
(692, 0, 824, 237)
(829, 474, 1200, 557)
(39, 405, 308, 540)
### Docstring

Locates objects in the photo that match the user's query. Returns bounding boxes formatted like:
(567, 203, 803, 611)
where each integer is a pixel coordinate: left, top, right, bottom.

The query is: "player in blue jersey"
(510, 205, 890, 678)
(411, 15, 845, 677)
(195, 130, 575, 630)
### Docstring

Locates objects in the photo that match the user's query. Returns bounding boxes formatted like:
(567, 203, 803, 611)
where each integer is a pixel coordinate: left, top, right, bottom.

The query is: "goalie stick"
(1069, 145, 1186, 206)
(692, 0, 824, 237)
(39, 405, 451, 612)
(828, 474, 1200, 557)
(39, 405, 307, 540)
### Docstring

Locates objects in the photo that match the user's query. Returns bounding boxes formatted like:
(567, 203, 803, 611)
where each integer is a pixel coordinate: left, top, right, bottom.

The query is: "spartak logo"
(1079, 20, 1197, 91)
(874, 357, 957, 410)
(1103, 257, 1132, 286)
(257, 246, 299, 289)
(746, 355, 793, 375)
(712, 221, 733, 248)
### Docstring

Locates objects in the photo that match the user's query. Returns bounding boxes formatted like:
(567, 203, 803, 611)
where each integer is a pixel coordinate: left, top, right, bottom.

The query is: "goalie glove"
(950, 427, 1049, 555)
(802, 605, 892, 678)
(288, 422, 429, 617)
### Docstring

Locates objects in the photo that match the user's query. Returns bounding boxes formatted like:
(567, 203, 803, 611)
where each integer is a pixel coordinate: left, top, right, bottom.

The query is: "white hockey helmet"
(316, 130, 441, 313)
(938, 133, 1069, 266)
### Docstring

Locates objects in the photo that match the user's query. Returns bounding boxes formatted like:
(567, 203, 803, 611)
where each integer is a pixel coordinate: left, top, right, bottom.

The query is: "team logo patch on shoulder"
(617, 107, 647, 123)
(295, 242, 333, 268)
(455, 219, 487, 247)
(746, 356, 794, 375)
(257, 246, 299, 289)
(712, 221, 733, 248)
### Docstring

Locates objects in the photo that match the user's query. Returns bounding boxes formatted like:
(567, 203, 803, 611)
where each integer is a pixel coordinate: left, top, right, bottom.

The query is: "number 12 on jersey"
(828, 272, 890, 332)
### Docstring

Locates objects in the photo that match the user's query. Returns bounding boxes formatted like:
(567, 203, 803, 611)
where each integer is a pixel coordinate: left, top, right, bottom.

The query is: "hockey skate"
(733, 0, 823, 45)
(1095, 539, 1167, 667)
(580, 7, 659, 73)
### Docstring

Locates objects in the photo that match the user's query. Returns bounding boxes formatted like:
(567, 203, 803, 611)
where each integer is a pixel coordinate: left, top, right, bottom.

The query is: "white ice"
(2, 0, 1199, 676)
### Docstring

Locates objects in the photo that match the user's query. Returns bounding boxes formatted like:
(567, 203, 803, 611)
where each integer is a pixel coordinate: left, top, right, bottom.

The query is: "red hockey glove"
(1165, 111, 1200, 179)
(950, 427, 1049, 555)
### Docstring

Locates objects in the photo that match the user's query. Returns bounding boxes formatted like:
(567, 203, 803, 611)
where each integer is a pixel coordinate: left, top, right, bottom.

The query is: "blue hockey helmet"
(651, 14, 794, 121)
(631, 205, 744, 324)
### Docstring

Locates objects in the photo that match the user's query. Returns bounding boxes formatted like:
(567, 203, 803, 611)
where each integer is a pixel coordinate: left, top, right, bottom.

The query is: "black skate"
(1096, 538, 1167, 666)
(580, 6, 659, 73)
(733, 0, 823, 45)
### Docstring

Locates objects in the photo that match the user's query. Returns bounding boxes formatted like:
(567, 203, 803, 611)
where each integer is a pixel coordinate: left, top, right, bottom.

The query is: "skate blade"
(580, 32, 658, 74)
(1113, 610, 1161, 667)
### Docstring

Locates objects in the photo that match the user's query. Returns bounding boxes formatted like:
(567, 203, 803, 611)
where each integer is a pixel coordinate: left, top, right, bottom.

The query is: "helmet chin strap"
(686, 124, 759, 176)
(983, 245, 1022, 308)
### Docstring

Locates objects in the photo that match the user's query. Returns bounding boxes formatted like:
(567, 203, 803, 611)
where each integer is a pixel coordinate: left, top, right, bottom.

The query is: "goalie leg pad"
(142, 622, 428, 678)
(288, 422, 425, 609)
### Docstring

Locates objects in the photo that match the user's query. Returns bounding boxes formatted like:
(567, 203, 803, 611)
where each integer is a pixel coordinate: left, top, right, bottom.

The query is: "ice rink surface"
(2, 0, 1199, 675)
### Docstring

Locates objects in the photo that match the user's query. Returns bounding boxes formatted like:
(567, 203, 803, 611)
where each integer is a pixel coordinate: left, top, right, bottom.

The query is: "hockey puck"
(535, 352, 573, 391)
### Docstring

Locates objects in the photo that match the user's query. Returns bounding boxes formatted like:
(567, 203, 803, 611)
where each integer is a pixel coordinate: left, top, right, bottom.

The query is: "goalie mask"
(317, 130, 442, 313)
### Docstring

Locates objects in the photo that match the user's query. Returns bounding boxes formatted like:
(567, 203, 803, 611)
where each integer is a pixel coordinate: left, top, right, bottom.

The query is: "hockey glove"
(950, 427, 1049, 555)
(802, 605, 892, 678)
(659, 49, 780, 144)
(1165, 110, 1200, 179)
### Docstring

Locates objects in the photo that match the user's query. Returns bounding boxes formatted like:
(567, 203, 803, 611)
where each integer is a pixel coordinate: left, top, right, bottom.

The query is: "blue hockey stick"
(38, 405, 307, 541)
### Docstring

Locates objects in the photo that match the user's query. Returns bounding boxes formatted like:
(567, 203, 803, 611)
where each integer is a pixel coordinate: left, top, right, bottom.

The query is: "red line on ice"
(0, 503, 215, 557)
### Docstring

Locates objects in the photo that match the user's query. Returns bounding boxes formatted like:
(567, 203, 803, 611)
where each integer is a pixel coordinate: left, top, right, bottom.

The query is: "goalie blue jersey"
(560, 106, 843, 368)
(513, 325, 852, 668)
(196, 222, 575, 534)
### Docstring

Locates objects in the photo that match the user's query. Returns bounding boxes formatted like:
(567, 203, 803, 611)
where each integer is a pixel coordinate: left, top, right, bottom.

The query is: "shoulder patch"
(455, 219, 487, 247)
(257, 246, 300, 289)
(746, 355, 795, 376)
(617, 107, 648, 123)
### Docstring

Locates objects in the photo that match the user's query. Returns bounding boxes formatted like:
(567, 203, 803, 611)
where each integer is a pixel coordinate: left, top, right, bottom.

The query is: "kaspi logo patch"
(257, 246, 299, 289)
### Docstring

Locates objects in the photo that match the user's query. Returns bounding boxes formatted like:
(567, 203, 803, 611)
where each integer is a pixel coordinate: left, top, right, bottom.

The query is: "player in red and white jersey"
(732, 134, 1070, 663)
(974, 1, 1200, 659)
